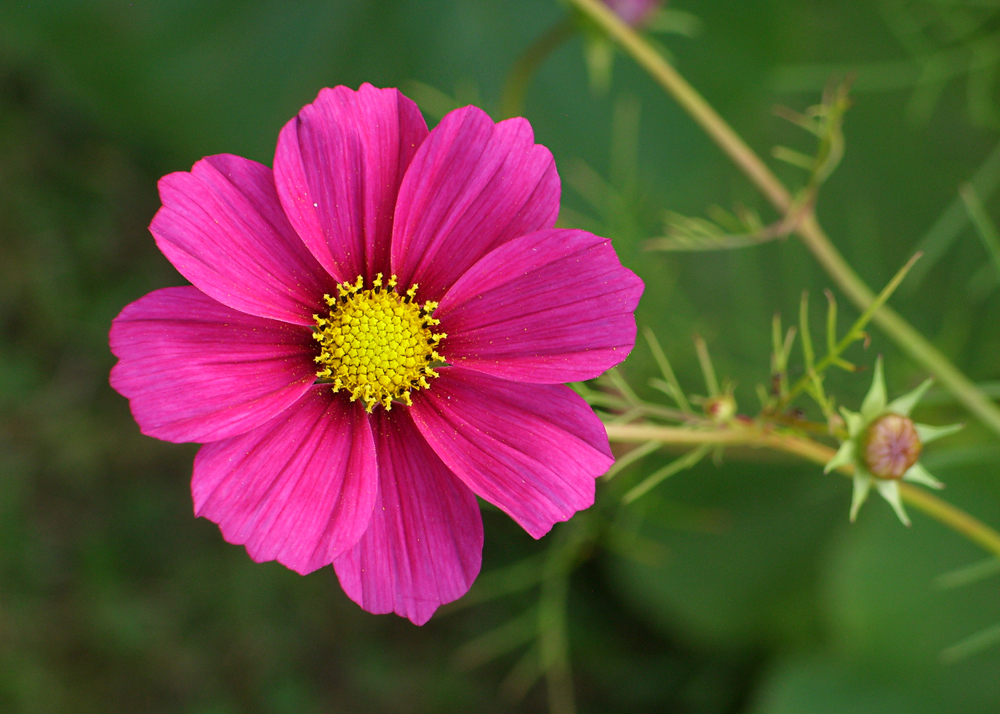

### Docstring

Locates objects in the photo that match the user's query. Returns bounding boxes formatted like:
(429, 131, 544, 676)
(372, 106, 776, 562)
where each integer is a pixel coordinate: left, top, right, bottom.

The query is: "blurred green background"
(2, 1, 1000, 712)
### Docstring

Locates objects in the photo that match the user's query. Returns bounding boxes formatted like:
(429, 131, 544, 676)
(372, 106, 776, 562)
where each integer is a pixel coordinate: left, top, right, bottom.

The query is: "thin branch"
(566, 0, 1000, 437)
(604, 422, 1000, 560)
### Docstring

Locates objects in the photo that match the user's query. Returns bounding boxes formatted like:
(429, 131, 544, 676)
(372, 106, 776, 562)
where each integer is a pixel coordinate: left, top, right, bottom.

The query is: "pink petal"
(273, 84, 429, 284)
(391, 106, 560, 301)
(410, 368, 612, 539)
(333, 409, 483, 625)
(109, 287, 316, 443)
(436, 229, 643, 383)
(151, 154, 330, 326)
(192, 387, 378, 575)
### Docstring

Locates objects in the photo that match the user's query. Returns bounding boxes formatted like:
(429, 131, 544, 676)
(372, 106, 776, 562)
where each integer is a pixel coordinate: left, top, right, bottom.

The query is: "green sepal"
(903, 461, 945, 490)
(915, 422, 964, 444)
(849, 470, 872, 522)
(839, 406, 864, 438)
(886, 378, 933, 417)
(874, 479, 911, 527)
(860, 356, 887, 422)
(825, 439, 855, 474)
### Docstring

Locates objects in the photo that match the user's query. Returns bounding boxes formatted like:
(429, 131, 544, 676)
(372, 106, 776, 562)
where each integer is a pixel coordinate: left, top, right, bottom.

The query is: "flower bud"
(862, 413, 922, 480)
(602, 0, 663, 27)
(704, 393, 736, 424)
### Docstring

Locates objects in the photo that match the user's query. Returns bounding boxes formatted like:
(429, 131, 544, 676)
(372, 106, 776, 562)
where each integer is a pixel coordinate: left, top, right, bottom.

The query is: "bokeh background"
(2, 1, 1000, 712)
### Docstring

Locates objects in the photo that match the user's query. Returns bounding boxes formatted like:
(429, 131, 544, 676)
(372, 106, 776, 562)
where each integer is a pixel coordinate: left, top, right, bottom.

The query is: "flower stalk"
(567, 0, 1000, 437)
(604, 421, 1000, 560)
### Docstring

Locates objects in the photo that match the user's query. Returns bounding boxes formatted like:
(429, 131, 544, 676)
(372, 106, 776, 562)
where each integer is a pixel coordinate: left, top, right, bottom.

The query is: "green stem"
(500, 17, 577, 119)
(779, 252, 921, 409)
(604, 422, 1000, 559)
(898, 483, 1000, 560)
(565, 0, 791, 209)
(567, 0, 1000, 436)
(538, 524, 584, 714)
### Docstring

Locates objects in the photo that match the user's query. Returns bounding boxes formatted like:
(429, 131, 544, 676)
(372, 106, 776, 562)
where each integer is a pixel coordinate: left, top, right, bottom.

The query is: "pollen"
(312, 273, 446, 412)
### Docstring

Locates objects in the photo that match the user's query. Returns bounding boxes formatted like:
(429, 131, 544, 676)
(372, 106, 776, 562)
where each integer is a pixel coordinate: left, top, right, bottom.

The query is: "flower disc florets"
(312, 273, 446, 412)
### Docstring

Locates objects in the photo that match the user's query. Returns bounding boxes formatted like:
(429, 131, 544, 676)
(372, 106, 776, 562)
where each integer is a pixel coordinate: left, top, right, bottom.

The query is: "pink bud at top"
(862, 413, 922, 479)
(602, 0, 663, 27)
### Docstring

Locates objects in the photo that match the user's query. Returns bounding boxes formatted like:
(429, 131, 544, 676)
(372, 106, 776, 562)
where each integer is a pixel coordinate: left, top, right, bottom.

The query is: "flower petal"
(391, 106, 560, 301)
(151, 154, 330, 325)
(334, 409, 483, 625)
(109, 287, 316, 443)
(410, 368, 612, 539)
(192, 387, 377, 575)
(436, 229, 643, 383)
(273, 84, 429, 284)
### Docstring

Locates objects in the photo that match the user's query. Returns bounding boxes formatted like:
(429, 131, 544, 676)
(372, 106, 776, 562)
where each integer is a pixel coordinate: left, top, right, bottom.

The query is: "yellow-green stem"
(605, 422, 1000, 559)
(568, 0, 1000, 436)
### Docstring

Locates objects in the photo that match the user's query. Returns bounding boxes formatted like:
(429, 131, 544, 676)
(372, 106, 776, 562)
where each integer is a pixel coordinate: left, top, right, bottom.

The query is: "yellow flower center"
(312, 273, 446, 412)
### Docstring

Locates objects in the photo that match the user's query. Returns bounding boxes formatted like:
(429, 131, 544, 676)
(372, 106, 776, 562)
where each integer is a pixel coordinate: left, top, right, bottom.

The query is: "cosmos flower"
(825, 357, 962, 525)
(109, 84, 643, 624)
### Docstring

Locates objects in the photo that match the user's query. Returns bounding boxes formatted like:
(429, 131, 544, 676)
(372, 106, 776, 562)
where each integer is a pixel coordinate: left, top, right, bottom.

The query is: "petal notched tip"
(192, 390, 378, 575)
(334, 409, 483, 625)
(437, 229, 644, 384)
(273, 83, 429, 285)
(390, 105, 560, 300)
(410, 369, 610, 540)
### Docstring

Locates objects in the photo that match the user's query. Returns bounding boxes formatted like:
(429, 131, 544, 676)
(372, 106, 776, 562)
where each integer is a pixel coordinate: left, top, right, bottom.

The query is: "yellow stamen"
(312, 273, 446, 412)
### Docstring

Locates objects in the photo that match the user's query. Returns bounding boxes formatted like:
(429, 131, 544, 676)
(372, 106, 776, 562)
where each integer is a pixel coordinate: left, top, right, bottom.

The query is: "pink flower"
(109, 84, 643, 624)
(603, 0, 663, 27)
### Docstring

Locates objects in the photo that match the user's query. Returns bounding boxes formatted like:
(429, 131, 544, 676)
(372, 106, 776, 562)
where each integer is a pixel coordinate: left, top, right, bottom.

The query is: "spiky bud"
(825, 357, 958, 525)
(862, 413, 922, 479)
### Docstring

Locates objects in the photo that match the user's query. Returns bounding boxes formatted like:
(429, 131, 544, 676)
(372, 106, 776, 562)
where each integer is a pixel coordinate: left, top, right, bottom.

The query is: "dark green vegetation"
(2, 1, 999, 712)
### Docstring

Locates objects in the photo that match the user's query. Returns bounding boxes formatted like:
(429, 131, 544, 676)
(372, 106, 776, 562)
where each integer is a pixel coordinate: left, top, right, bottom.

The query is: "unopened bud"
(602, 0, 663, 27)
(862, 413, 922, 479)
(704, 394, 736, 424)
